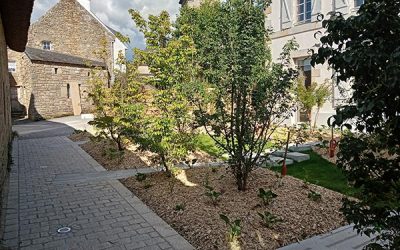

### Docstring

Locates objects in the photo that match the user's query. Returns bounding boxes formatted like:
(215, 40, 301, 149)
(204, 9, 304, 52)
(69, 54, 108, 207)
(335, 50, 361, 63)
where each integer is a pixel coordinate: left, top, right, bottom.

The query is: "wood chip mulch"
(121, 167, 347, 250)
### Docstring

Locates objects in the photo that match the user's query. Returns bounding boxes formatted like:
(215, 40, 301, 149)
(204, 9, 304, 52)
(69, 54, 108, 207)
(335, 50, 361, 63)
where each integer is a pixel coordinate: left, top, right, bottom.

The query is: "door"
(70, 83, 82, 115)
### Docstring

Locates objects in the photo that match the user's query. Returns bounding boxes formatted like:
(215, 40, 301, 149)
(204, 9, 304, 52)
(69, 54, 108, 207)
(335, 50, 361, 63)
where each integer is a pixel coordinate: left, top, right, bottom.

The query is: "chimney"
(77, 0, 91, 11)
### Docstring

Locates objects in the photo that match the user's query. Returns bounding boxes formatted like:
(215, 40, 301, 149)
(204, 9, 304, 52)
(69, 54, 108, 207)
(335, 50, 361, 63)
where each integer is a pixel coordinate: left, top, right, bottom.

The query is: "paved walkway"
(1, 118, 193, 249)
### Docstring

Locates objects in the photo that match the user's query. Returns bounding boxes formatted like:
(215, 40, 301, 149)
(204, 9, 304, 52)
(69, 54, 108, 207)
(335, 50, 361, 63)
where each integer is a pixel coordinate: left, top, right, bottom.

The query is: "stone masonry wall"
(27, 62, 105, 120)
(27, 0, 114, 71)
(0, 13, 12, 191)
(7, 50, 34, 116)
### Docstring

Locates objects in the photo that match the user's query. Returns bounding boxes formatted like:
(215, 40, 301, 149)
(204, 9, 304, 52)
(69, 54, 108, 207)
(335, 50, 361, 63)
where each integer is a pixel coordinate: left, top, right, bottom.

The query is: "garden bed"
(68, 132, 217, 171)
(121, 167, 346, 250)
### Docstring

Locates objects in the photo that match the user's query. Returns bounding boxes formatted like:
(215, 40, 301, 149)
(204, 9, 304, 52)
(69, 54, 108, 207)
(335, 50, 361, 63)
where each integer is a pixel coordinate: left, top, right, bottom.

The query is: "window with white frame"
(297, 0, 312, 22)
(42, 41, 52, 50)
(355, 0, 364, 7)
(8, 61, 16, 72)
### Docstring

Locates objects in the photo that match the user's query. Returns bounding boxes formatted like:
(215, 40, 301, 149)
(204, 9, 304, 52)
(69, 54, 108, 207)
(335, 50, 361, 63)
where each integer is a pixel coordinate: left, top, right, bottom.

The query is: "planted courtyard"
(76, 0, 400, 249)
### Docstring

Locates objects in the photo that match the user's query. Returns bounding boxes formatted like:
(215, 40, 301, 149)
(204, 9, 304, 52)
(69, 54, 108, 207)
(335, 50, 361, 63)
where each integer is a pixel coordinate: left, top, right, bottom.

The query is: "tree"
(295, 78, 331, 131)
(88, 47, 144, 151)
(128, 10, 197, 174)
(312, 0, 400, 248)
(313, 80, 331, 130)
(178, 0, 298, 191)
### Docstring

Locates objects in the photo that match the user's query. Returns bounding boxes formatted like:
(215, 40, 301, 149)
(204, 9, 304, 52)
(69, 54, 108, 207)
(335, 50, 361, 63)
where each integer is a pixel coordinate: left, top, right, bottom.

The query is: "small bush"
(136, 173, 147, 182)
(308, 190, 322, 202)
(219, 214, 241, 242)
(205, 185, 221, 205)
(258, 188, 278, 206)
(258, 211, 283, 228)
(174, 204, 185, 211)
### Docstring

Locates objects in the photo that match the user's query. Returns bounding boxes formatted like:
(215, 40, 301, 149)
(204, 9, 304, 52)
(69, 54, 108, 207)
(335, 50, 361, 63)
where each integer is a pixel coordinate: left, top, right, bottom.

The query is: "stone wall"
(8, 50, 33, 116)
(26, 61, 105, 120)
(0, 13, 12, 191)
(27, 0, 114, 70)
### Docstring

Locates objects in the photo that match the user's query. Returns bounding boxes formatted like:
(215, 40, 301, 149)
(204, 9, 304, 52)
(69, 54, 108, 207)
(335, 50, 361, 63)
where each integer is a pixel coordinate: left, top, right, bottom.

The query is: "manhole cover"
(57, 227, 71, 234)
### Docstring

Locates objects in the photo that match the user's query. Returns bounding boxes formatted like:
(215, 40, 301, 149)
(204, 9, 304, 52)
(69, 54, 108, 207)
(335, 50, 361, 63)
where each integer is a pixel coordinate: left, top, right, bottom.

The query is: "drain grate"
(57, 227, 71, 234)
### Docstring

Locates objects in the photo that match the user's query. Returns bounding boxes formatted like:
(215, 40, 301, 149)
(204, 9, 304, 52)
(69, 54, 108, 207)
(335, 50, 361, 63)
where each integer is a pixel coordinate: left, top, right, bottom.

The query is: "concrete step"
(265, 156, 294, 167)
(271, 151, 310, 162)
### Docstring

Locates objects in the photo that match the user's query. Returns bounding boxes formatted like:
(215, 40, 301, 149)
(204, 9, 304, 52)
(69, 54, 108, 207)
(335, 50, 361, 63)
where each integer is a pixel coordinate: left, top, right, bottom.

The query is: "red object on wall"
(281, 162, 287, 177)
(329, 139, 338, 158)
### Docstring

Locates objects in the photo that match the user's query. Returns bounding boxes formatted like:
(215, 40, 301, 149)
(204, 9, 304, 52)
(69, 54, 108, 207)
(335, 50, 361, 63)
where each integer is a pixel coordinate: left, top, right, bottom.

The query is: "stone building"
(0, 0, 34, 192)
(268, 0, 363, 126)
(179, 0, 363, 126)
(8, 0, 127, 119)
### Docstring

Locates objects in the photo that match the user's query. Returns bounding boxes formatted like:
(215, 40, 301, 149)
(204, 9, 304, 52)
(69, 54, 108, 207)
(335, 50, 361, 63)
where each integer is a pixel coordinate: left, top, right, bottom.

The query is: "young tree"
(312, 0, 400, 248)
(88, 48, 144, 151)
(313, 80, 331, 130)
(128, 10, 197, 174)
(178, 0, 298, 191)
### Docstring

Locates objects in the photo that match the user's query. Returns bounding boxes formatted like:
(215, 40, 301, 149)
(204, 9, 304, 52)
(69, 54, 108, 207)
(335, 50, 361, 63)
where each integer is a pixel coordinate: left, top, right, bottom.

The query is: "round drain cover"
(57, 227, 71, 234)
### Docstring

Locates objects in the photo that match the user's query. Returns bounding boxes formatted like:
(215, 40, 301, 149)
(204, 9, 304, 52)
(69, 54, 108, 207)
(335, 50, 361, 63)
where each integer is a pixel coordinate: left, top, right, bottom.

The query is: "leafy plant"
(205, 185, 221, 205)
(174, 203, 185, 211)
(178, 0, 298, 191)
(219, 214, 241, 242)
(135, 173, 147, 182)
(258, 211, 283, 228)
(312, 0, 400, 247)
(129, 10, 197, 175)
(258, 188, 278, 206)
(88, 41, 144, 152)
(308, 191, 322, 202)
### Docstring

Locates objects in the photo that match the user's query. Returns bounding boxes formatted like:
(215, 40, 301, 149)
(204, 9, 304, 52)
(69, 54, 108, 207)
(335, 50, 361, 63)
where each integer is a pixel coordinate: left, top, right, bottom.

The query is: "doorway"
(70, 83, 82, 115)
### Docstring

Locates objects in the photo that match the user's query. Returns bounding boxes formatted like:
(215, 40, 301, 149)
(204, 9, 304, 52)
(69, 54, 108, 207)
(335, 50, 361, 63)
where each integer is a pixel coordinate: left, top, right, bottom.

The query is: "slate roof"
(25, 47, 106, 68)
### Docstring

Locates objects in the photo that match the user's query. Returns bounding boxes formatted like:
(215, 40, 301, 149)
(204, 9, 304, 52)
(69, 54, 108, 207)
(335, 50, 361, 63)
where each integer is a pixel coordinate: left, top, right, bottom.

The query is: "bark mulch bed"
(312, 145, 339, 164)
(121, 167, 346, 250)
(68, 132, 216, 171)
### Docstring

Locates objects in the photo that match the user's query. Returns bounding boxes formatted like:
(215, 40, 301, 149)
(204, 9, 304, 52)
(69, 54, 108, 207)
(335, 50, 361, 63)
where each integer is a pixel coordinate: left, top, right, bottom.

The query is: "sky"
(31, 0, 181, 53)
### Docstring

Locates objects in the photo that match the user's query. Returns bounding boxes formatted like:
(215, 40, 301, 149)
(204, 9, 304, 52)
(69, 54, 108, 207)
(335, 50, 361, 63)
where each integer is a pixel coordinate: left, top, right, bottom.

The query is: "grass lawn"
(272, 151, 359, 197)
(195, 134, 224, 158)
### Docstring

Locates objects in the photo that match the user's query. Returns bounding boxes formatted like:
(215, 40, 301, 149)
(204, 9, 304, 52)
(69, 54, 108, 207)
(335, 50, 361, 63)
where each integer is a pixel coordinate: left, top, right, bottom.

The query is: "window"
(8, 61, 16, 72)
(42, 41, 52, 50)
(355, 0, 364, 7)
(54, 68, 58, 74)
(67, 84, 70, 99)
(298, 0, 312, 22)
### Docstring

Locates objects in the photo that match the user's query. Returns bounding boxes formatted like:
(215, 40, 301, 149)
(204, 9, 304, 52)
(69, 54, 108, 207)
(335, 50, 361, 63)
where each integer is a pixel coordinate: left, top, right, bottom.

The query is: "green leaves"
(219, 214, 241, 241)
(257, 211, 283, 228)
(312, 0, 400, 248)
(177, 0, 298, 191)
(258, 188, 278, 206)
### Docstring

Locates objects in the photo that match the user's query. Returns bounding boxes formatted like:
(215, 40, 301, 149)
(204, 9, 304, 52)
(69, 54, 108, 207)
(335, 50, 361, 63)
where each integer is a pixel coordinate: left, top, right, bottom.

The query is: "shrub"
(135, 173, 147, 182)
(219, 214, 241, 242)
(258, 211, 283, 228)
(258, 188, 278, 206)
(205, 185, 221, 205)
(308, 191, 322, 202)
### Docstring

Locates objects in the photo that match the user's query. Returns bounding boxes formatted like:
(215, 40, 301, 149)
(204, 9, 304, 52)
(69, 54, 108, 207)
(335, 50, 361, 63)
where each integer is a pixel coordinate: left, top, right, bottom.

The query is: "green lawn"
(195, 134, 224, 158)
(272, 151, 359, 197)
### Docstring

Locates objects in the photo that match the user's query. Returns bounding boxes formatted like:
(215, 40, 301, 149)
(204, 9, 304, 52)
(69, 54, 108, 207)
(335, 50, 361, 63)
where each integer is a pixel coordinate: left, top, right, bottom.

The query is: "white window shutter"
(281, 0, 293, 30)
(334, 0, 349, 15)
(311, 0, 321, 22)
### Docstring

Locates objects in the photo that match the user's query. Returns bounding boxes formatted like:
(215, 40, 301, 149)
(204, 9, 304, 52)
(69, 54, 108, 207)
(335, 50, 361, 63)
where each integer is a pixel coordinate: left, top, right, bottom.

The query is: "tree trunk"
(313, 107, 320, 132)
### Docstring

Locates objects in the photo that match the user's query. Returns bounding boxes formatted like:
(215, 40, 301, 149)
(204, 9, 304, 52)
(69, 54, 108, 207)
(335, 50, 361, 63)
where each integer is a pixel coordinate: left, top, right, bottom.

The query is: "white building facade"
(268, 0, 364, 126)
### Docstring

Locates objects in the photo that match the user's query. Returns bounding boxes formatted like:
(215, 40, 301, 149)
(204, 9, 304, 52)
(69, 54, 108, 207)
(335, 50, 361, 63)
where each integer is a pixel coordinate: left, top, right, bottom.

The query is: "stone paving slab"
(278, 225, 377, 250)
(272, 151, 311, 162)
(1, 135, 193, 250)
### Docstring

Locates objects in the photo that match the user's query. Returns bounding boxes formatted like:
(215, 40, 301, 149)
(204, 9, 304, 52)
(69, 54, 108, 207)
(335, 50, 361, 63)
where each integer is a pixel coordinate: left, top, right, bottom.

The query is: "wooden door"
(70, 83, 82, 116)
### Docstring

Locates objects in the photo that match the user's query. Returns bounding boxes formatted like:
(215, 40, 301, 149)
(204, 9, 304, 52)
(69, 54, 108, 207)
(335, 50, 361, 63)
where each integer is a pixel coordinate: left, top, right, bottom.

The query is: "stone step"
(288, 145, 312, 152)
(271, 151, 310, 162)
(265, 156, 294, 167)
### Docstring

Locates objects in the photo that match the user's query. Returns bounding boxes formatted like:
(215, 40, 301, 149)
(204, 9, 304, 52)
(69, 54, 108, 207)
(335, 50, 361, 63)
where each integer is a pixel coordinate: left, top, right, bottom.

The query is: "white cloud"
(31, 0, 181, 52)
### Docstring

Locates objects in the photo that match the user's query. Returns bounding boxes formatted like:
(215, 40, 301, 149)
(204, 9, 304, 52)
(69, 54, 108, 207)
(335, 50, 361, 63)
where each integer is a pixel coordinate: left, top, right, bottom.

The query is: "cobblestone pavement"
(1, 119, 193, 250)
